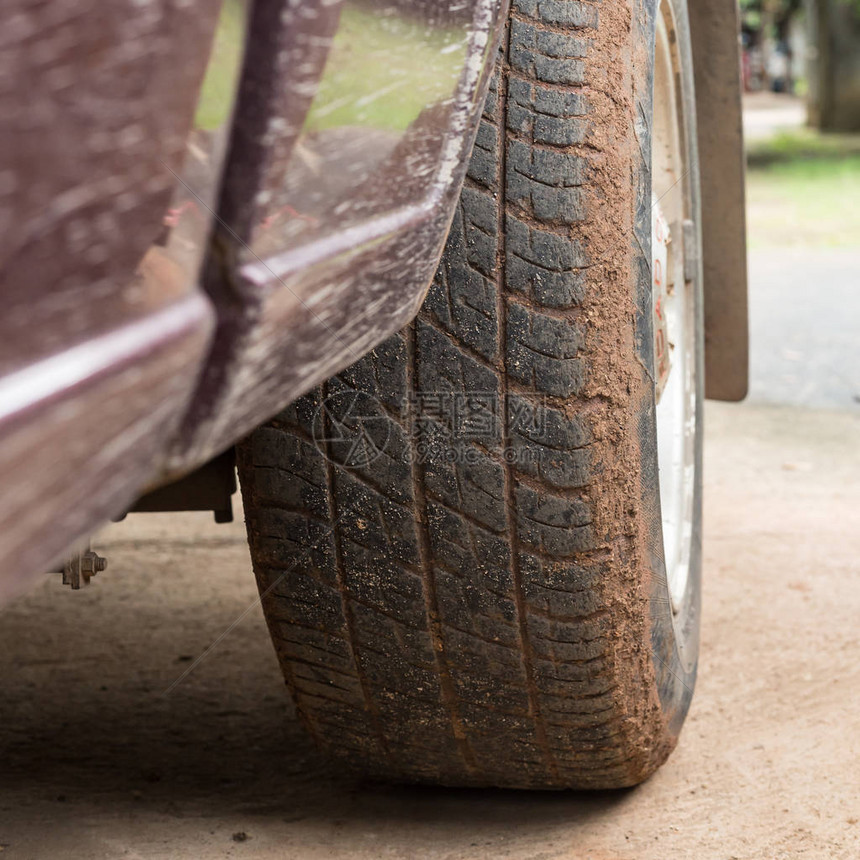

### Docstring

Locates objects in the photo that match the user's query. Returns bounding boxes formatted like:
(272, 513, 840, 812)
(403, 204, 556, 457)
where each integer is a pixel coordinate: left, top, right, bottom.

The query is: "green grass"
(194, 0, 246, 131)
(746, 129, 860, 248)
(304, 6, 468, 133)
(194, 4, 470, 134)
(747, 127, 860, 167)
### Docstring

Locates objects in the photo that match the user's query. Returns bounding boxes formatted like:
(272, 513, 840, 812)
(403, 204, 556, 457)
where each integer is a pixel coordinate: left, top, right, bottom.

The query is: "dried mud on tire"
(238, 0, 701, 789)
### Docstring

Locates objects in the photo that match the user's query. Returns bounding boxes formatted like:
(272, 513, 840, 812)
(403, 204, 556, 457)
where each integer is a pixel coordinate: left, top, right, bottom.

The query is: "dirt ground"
(0, 400, 858, 859)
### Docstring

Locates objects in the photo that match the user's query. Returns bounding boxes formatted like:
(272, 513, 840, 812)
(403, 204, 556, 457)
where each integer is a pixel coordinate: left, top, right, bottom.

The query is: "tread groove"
(496, 20, 561, 782)
(407, 319, 480, 774)
(321, 379, 394, 767)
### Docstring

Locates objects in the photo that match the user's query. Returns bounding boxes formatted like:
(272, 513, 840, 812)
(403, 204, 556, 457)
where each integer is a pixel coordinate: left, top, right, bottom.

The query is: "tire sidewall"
(637, 0, 704, 736)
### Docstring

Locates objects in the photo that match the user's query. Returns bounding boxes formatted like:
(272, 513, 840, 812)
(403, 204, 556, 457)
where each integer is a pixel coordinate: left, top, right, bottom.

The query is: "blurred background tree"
(739, 0, 860, 131)
(808, 0, 860, 130)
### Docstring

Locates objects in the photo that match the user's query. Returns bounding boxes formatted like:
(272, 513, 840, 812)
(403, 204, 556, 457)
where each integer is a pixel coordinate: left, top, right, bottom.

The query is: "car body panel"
(0, 299, 212, 604)
(0, 0, 509, 595)
(164, 0, 508, 473)
(0, 0, 227, 596)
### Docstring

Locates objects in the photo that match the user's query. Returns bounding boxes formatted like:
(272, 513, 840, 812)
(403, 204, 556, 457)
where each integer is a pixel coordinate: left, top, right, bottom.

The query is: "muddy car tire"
(238, 0, 703, 789)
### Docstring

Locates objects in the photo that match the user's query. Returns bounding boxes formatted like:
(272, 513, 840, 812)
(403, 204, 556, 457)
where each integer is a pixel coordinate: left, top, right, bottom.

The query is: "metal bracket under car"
(689, 0, 749, 402)
(125, 449, 237, 524)
(49, 547, 108, 590)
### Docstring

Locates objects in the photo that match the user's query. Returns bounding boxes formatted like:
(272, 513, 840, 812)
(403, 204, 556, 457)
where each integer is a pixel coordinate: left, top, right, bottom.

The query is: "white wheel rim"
(652, 1, 697, 614)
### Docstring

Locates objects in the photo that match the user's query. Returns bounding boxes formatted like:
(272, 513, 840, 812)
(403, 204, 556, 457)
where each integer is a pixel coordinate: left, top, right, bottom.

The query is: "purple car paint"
(0, 0, 508, 598)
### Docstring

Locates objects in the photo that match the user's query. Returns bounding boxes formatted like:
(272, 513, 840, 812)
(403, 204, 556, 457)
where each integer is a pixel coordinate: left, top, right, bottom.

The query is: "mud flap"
(689, 0, 749, 402)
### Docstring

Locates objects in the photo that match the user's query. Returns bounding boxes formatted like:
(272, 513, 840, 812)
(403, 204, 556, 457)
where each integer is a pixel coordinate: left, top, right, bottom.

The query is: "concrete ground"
(1, 402, 859, 859)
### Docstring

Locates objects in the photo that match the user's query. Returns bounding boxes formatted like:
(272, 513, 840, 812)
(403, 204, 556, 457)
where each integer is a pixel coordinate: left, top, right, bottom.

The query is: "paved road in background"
(743, 92, 860, 411)
(742, 91, 807, 141)
(748, 247, 860, 411)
